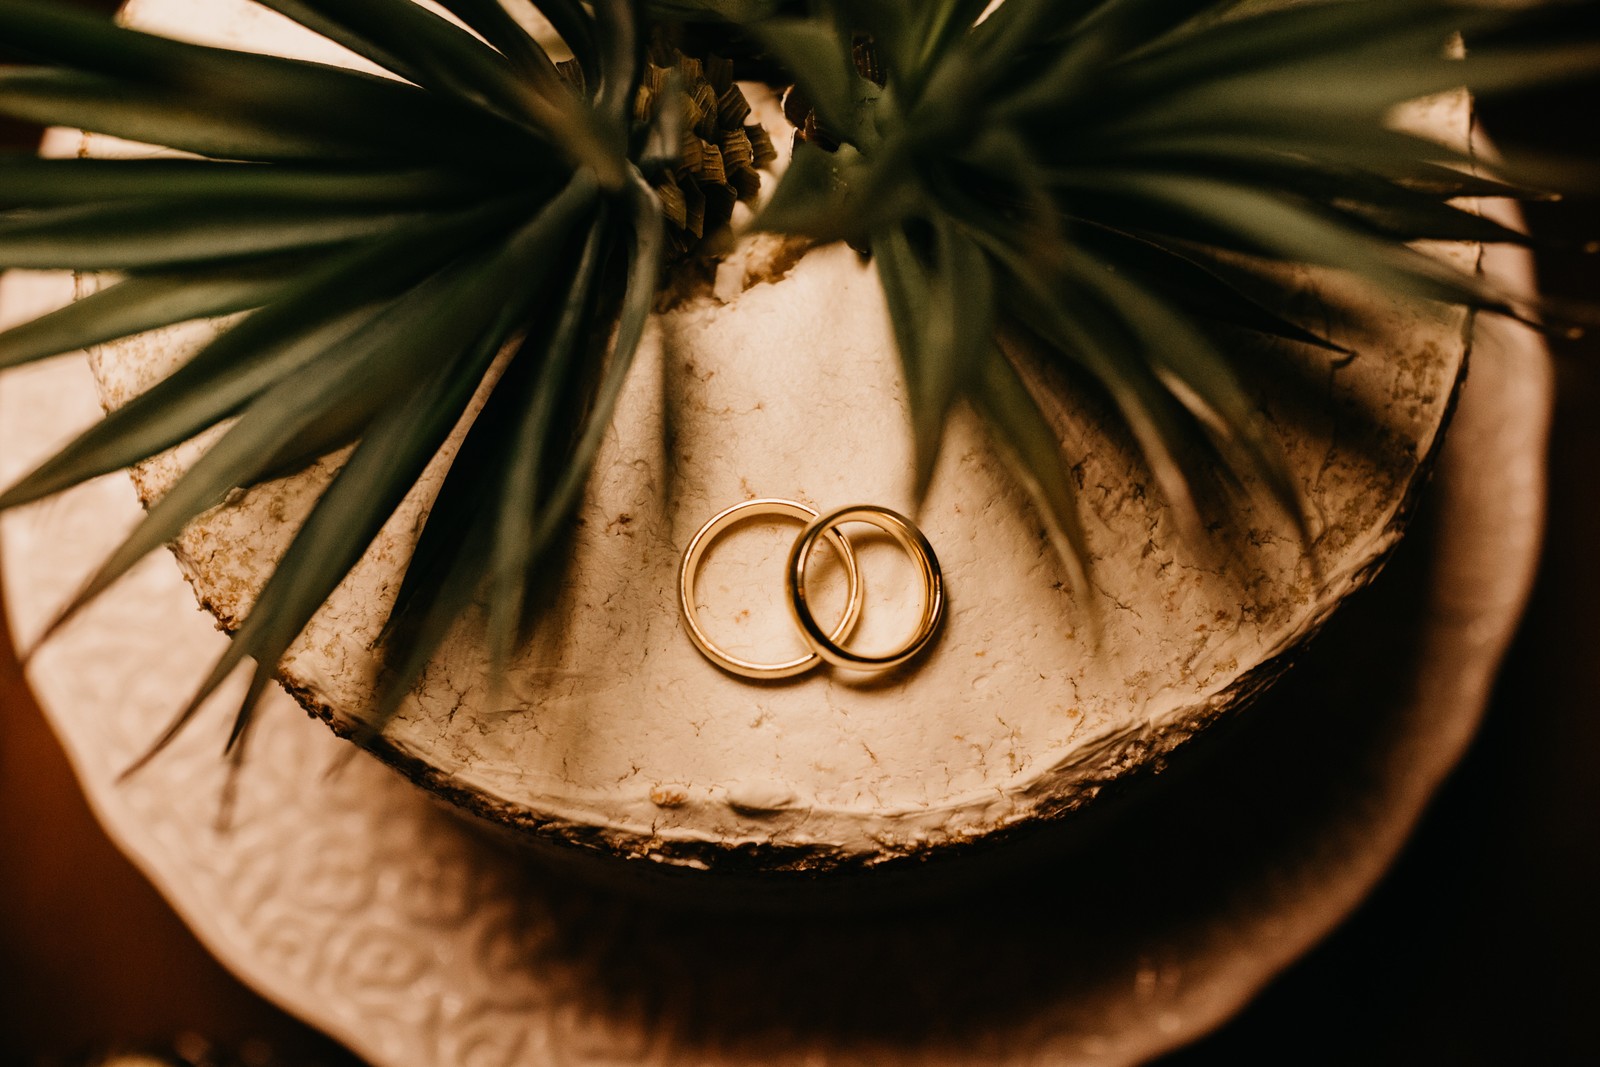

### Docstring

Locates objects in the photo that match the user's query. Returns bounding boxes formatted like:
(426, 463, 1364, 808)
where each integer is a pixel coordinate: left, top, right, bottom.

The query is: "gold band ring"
(786, 505, 945, 672)
(679, 499, 863, 680)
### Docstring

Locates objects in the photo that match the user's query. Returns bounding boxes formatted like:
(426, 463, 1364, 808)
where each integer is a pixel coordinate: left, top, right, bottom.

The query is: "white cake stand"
(0, 217, 1550, 1065)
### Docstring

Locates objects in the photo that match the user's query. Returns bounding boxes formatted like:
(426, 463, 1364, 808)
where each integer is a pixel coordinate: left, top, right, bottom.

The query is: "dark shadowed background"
(2, 3, 1596, 1064)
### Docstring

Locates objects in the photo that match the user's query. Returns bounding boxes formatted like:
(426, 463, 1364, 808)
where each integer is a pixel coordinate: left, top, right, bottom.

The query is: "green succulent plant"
(0, 0, 1594, 766)
(756, 0, 1597, 586)
(0, 0, 670, 762)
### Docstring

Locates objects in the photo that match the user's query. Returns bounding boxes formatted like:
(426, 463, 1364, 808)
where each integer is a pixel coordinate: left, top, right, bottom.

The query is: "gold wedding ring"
(787, 505, 944, 672)
(678, 499, 863, 680)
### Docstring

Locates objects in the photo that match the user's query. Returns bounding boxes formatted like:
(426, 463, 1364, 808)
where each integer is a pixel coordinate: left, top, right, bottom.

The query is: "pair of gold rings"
(678, 499, 945, 679)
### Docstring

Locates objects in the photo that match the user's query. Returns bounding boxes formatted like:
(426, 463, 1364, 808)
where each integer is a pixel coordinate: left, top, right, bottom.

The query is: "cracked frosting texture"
(86, 0, 1471, 873)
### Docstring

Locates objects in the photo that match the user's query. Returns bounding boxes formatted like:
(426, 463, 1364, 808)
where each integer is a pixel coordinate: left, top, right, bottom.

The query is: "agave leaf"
(0, 70, 377, 163)
(35, 413, 311, 654)
(432, 0, 566, 84)
(591, 4, 643, 185)
(591, 0, 640, 134)
(0, 157, 516, 209)
(243, 420, 363, 488)
(933, 140, 1345, 355)
(0, 0, 383, 94)
(751, 19, 865, 141)
(241, 0, 426, 82)
(246, 175, 601, 739)
(751, 140, 840, 235)
(829, 0, 913, 78)
(953, 123, 1063, 247)
(923, 219, 996, 490)
(830, 0, 934, 71)
(968, 0, 1094, 66)
(0, 265, 288, 370)
(974, 341, 1093, 607)
(33, 308, 403, 647)
(386, 431, 499, 625)
(376, 184, 650, 731)
(1066, 122, 1589, 205)
(397, 211, 606, 685)
(209, 313, 516, 758)
(126, 298, 517, 769)
(527, 172, 663, 557)
(1055, 169, 1523, 314)
(997, 0, 1222, 111)
(0, 200, 528, 508)
(1073, 223, 1348, 354)
(1455, 145, 1600, 203)
(912, 0, 993, 69)
(1098, 42, 1600, 142)
(754, 139, 909, 240)
(59, 174, 596, 699)
(483, 216, 609, 677)
(1159, 1, 1500, 65)
(1335, 194, 1531, 247)
(1046, 150, 1532, 247)
(972, 0, 1217, 109)
(251, 0, 573, 129)
(908, 43, 987, 139)
(368, 512, 494, 742)
(242, 255, 568, 486)
(373, 373, 521, 731)
(873, 218, 995, 498)
(1107, 2, 1507, 103)
(0, 1, 525, 160)
(996, 246, 1212, 542)
(529, 0, 599, 86)
(1057, 243, 1309, 541)
(1057, 123, 1479, 184)
(0, 199, 425, 271)
(1458, 41, 1600, 101)
(644, 0, 785, 20)
(1058, 0, 1220, 48)
(869, 226, 931, 450)
(0, 0, 672, 767)
(764, 143, 922, 242)
(0, 299, 390, 515)
(1403, 162, 1551, 202)
(376, 340, 550, 712)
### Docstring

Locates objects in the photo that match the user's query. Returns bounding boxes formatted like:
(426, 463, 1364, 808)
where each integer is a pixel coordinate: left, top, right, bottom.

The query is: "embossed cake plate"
(0, 236, 1549, 1063)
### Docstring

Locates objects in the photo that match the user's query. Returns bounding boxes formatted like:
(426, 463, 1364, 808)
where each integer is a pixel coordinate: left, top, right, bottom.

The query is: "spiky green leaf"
(0, 156, 515, 208)
(0, 199, 424, 271)
(0, 266, 285, 370)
